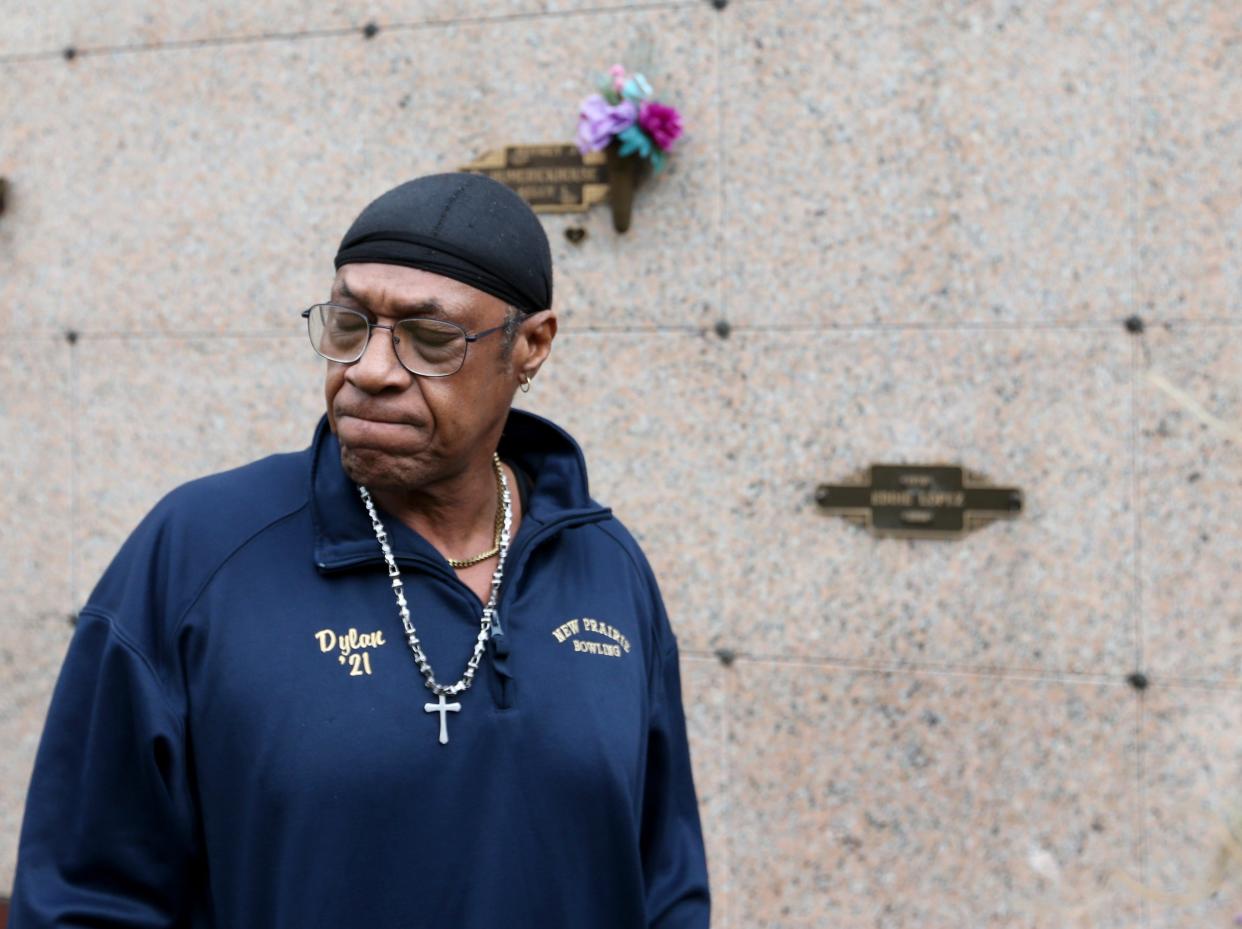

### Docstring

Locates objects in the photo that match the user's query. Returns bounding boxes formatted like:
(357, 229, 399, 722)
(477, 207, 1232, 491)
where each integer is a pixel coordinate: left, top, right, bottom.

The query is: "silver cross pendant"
(424, 693, 462, 745)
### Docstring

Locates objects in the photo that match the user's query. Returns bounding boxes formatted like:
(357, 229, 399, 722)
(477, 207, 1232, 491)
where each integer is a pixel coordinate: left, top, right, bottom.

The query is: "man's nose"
(344, 325, 412, 392)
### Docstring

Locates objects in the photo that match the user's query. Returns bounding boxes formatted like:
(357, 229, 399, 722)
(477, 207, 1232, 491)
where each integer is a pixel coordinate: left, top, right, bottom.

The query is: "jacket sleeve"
(641, 610, 711, 928)
(10, 609, 201, 928)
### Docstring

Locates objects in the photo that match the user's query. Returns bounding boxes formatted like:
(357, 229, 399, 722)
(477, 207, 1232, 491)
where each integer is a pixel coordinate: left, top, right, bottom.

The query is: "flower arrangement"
(575, 64, 683, 172)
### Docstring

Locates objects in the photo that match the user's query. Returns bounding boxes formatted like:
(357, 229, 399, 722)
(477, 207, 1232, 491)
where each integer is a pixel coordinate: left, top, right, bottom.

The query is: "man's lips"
(336, 411, 420, 427)
(334, 412, 427, 448)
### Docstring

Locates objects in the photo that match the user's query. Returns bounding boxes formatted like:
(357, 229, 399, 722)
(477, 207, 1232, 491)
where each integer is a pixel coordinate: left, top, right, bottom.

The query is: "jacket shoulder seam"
(589, 518, 649, 584)
(74, 607, 188, 740)
(587, 519, 674, 679)
(172, 501, 310, 640)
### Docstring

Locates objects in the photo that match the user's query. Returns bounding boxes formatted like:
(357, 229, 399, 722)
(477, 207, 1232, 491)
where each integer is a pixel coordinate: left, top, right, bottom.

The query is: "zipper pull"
(489, 615, 511, 658)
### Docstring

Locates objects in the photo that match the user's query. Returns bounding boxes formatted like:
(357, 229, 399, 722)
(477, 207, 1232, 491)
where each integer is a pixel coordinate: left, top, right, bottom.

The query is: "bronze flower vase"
(605, 141, 642, 233)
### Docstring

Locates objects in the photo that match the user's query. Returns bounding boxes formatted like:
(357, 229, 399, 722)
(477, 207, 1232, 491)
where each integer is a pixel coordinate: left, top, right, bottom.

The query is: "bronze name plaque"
(461, 145, 608, 213)
(815, 465, 1022, 540)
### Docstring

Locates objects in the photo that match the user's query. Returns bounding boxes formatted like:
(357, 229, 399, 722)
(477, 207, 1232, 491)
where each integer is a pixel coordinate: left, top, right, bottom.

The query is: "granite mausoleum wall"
(2, 2, 1240, 925)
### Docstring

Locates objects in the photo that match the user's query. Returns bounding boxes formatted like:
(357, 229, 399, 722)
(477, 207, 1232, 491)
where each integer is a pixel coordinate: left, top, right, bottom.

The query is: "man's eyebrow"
(332, 278, 456, 318)
(389, 298, 450, 317)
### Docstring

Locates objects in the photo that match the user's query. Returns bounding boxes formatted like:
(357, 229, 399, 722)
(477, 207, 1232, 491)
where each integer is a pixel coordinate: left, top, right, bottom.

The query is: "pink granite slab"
(727, 659, 1142, 928)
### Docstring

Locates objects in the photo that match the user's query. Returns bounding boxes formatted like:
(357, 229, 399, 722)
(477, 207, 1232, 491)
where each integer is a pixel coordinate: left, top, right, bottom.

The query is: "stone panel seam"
(681, 656, 1242, 692)
(681, 649, 733, 663)
(679, 652, 718, 665)
(4, 320, 1229, 341)
(1147, 317, 1242, 327)
(21, 327, 706, 341)
(723, 320, 1242, 331)
(68, 335, 80, 612)
(719, 634, 733, 929)
(1126, 49, 1144, 922)
(11, 320, 1239, 339)
(1129, 55, 1151, 895)
(1123, 11, 1147, 791)
(37, 331, 305, 342)
(0, 0, 696, 64)
(1130, 334, 1144, 678)
(1136, 676, 1242, 694)
(1136, 689, 1150, 929)
(713, 2, 727, 337)
(28, 320, 1242, 342)
(731, 320, 1151, 332)
(0, 26, 357, 63)
(710, 651, 1161, 688)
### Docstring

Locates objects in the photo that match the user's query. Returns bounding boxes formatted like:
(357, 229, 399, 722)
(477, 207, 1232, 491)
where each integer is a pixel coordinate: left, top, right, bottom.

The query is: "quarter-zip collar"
(310, 409, 609, 574)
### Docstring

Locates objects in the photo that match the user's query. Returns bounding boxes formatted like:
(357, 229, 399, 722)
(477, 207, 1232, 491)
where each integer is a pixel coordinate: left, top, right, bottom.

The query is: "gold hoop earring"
(519, 374, 533, 393)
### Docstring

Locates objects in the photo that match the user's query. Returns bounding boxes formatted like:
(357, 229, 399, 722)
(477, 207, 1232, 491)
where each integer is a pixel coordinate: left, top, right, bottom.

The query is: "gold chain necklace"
(446, 454, 505, 569)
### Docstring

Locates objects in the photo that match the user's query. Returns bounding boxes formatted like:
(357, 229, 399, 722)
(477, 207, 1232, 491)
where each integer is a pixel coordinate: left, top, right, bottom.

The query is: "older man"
(12, 173, 710, 928)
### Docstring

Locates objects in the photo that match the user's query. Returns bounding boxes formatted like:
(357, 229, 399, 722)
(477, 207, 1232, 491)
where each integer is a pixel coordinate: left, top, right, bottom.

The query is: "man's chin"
(339, 447, 423, 490)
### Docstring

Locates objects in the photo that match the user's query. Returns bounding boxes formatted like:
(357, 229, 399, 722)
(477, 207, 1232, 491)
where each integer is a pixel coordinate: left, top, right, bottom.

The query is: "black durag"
(334, 173, 552, 315)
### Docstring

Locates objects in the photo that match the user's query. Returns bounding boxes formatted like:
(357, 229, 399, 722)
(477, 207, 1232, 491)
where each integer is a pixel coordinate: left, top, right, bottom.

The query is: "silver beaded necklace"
(357, 453, 512, 746)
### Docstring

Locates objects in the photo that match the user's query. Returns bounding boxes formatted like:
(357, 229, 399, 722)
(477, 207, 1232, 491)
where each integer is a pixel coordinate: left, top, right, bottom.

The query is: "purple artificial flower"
(576, 94, 638, 154)
(637, 101, 683, 151)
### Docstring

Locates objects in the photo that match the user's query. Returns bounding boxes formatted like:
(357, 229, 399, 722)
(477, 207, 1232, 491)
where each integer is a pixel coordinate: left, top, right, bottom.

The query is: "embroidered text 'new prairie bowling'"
(551, 617, 632, 658)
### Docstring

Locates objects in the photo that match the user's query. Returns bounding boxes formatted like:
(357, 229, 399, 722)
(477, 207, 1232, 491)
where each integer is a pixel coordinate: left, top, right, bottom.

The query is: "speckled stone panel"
(0, 340, 75, 894)
(0, 339, 73, 615)
(74, 336, 324, 601)
(0, 4, 718, 336)
(0, 0, 685, 57)
(1143, 685, 1242, 928)
(728, 661, 1141, 929)
(0, 611, 75, 893)
(1136, 1, 1242, 321)
(515, 331, 737, 651)
(723, 327, 1135, 675)
(1139, 326, 1242, 684)
(679, 655, 728, 925)
(720, 0, 1132, 326)
(0, 71, 75, 337)
(7, 0, 1242, 921)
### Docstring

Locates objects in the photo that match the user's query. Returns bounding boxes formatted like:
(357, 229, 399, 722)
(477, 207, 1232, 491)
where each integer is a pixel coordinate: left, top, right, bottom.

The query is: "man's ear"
(517, 309, 557, 379)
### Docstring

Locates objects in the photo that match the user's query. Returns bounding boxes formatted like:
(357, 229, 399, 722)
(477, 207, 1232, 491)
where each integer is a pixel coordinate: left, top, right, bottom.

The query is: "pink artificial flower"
(576, 94, 639, 154)
(609, 64, 626, 93)
(637, 101, 683, 151)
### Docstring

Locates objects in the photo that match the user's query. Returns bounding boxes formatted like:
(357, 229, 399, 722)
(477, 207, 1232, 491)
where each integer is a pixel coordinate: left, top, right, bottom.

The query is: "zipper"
(486, 506, 610, 709)
(496, 506, 611, 611)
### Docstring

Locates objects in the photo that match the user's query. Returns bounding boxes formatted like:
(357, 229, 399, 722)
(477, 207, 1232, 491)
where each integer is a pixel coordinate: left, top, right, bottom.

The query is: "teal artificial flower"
(615, 125, 667, 172)
(616, 124, 653, 158)
(620, 73, 653, 103)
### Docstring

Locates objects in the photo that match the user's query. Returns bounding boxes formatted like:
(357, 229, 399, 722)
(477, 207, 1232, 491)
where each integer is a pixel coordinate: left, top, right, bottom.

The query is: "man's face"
(323, 262, 535, 492)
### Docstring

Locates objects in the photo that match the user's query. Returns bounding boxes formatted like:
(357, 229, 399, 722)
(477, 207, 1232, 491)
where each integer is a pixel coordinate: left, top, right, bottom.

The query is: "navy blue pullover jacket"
(12, 410, 710, 928)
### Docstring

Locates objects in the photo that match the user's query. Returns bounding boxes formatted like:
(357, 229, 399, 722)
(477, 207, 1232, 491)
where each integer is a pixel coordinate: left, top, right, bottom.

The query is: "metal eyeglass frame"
(301, 303, 511, 377)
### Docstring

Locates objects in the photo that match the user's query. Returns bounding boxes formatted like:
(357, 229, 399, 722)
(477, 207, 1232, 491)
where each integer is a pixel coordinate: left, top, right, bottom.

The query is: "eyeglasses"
(302, 303, 510, 377)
